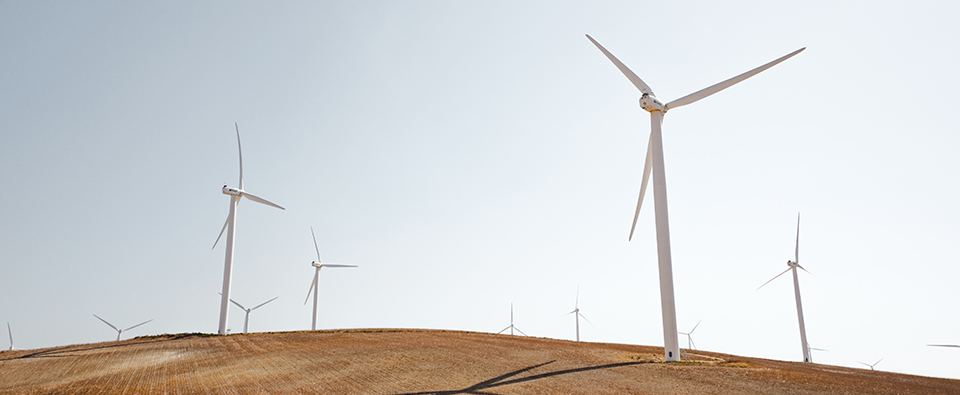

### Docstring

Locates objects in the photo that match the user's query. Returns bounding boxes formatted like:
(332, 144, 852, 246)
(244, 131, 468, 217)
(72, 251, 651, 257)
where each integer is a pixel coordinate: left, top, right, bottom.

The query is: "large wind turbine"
(212, 123, 285, 336)
(586, 35, 804, 361)
(304, 226, 356, 330)
(223, 294, 278, 334)
(498, 303, 527, 336)
(93, 314, 153, 341)
(566, 288, 593, 342)
(758, 213, 815, 362)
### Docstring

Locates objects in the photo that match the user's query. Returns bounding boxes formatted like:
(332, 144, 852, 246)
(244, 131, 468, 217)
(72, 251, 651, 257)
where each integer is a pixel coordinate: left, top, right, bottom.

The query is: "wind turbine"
(497, 303, 527, 336)
(586, 35, 803, 362)
(679, 320, 702, 350)
(7, 322, 15, 351)
(758, 213, 815, 362)
(304, 226, 357, 330)
(858, 357, 884, 371)
(93, 314, 153, 341)
(566, 288, 593, 342)
(221, 294, 278, 334)
(212, 123, 285, 336)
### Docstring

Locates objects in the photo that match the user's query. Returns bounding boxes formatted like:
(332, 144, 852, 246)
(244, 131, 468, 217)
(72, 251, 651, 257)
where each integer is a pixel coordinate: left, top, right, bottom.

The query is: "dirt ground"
(0, 329, 957, 394)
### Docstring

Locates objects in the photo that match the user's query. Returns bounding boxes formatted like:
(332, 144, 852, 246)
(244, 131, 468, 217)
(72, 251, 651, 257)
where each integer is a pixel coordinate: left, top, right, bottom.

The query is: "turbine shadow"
(394, 360, 648, 395)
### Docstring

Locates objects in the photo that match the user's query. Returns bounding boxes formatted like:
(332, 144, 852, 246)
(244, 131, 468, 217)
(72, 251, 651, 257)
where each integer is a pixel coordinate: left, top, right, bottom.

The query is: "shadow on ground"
(395, 359, 650, 395)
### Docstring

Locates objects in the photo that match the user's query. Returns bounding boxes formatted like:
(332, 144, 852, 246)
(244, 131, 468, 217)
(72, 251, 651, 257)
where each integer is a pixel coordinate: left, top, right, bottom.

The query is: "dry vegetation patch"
(0, 329, 957, 394)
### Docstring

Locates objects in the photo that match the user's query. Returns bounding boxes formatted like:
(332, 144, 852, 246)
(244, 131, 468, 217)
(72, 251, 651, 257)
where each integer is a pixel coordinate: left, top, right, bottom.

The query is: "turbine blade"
(585, 34, 655, 95)
(242, 192, 285, 210)
(123, 319, 153, 332)
(795, 212, 800, 264)
(797, 265, 818, 278)
(304, 272, 318, 305)
(664, 48, 805, 110)
(690, 337, 697, 350)
(229, 298, 246, 310)
(93, 314, 119, 332)
(579, 312, 596, 328)
(321, 264, 357, 268)
(757, 267, 792, 290)
(690, 319, 702, 333)
(928, 344, 960, 348)
(629, 131, 654, 241)
(236, 123, 243, 190)
(498, 326, 511, 334)
(212, 211, 231, 249)
(311, 226, 322, 263)
(515, 328, 528, 336)
(874, 357, 884, 366)
(251, 296, 279, 311)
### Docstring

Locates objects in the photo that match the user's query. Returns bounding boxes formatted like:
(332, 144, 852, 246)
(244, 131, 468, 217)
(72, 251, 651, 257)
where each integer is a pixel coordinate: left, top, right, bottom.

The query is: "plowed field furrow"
(1, 330, 959, 394)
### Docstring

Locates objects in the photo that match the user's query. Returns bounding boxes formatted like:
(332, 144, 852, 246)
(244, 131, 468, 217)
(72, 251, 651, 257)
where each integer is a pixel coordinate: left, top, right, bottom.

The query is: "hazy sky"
(2, 0, 960, 380)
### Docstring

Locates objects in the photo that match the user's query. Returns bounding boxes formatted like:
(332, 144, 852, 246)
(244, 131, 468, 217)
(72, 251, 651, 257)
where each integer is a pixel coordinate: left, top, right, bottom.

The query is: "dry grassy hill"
(0, 329, 957, 394)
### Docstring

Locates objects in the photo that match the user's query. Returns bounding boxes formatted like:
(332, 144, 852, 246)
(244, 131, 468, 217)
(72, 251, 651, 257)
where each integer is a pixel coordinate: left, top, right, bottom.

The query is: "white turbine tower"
(679, 320, 702, 350)
(566, 288, 593, 342)
(93, 315, 153, 341)
(7, 322, 15, 351)
(858, 357, 884, 371)
(758, 213, 815, 362)
(223, 294, 278, 334)
(304, 226, 356, 331)
(498, 303, 527, 336)
(212, 123, 285, 336)
(586, 34, 804, 361)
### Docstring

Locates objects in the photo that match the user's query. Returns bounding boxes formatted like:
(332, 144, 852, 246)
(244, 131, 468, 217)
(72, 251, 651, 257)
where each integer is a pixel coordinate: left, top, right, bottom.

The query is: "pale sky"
(2, 0, 960, 380)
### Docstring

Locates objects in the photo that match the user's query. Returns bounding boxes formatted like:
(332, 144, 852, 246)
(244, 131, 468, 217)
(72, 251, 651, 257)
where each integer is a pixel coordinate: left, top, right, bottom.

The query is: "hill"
(0, 329, 957, 394)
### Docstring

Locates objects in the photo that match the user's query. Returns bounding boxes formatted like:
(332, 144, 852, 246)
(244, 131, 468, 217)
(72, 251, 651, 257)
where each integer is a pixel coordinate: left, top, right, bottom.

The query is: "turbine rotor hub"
(639, 93, 666, 113)
(787, 260, 798, 267)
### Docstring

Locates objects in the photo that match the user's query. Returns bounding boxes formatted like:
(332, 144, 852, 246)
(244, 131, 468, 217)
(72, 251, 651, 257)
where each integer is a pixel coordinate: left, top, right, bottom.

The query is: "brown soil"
(0, 329, 956, 394)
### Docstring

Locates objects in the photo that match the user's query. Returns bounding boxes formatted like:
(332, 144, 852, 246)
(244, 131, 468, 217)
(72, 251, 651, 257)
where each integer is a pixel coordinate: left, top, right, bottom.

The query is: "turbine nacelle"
(222, 186, 243, 196)
(311, 261, 323, 268)
(640, 93, 666, 113)
(788, 260, 799, 268)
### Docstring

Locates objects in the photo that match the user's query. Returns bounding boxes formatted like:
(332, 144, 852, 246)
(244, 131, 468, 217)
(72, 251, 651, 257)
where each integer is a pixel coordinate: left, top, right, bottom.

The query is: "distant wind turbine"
(7, 322, 15, 351)
(212, 123, 285, 336)
(497, 303, 527, 336)
(221, 293, 278, 334)
(586, 34, 804, 362)
(93, 314, 153, 341)
(304, 226, 356, 330)
(858, 357, 884, 371)
(758, 213, 816, 363)
(566, 287, 593, 342)
(679, 320, 702, 350)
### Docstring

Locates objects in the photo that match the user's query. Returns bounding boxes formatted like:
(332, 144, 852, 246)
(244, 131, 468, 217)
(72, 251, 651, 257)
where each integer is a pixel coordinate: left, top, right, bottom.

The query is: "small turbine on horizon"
(212, 123, 285, 336)
(758, 213, 816, 363)
(586, 34, 804, 362)
(497, 303, 527, 336)
(221, 293, 278, 334)
(93, 314, 152, 341)
(304, 226, 356, 331)
(858, 357, 884, 371)
(7, 322, 15, 351)
(679, 320, 702, 350)
(566, 287, 594, 342)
